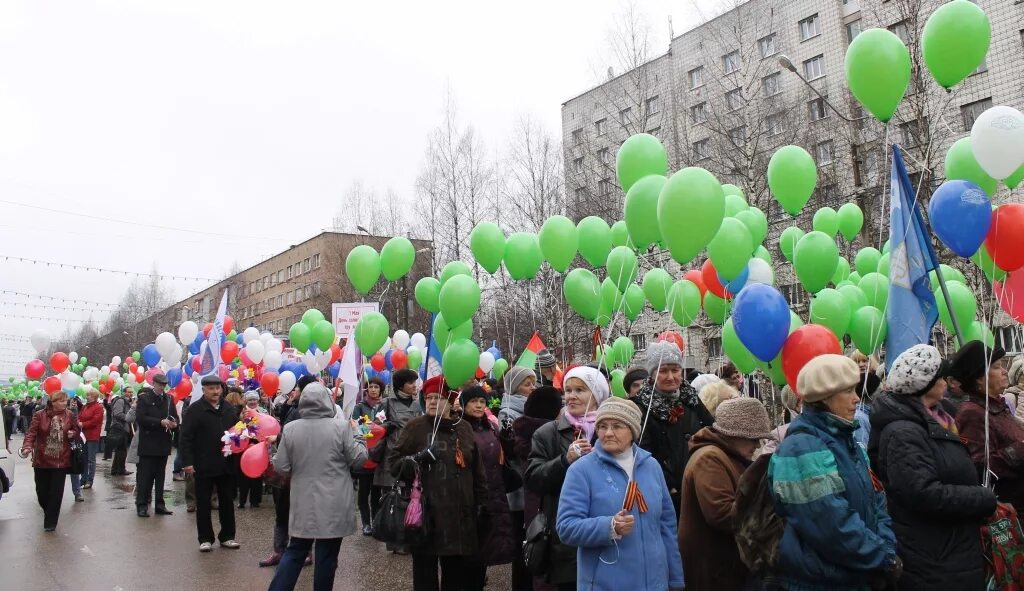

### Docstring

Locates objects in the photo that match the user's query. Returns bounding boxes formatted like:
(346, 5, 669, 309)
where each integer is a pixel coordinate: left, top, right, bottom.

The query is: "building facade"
(562, 0, 1024, 370)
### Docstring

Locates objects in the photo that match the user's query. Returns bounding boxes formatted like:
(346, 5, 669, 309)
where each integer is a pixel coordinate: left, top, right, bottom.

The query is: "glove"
(413, 445, 438, 466)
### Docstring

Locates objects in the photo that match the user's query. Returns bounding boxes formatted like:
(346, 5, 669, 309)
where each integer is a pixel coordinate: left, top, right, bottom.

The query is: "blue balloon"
(927, 179, 992, 257)
(141, 344, 160, 367)
(384, 350, 394, 370)
(732, 284, 790, 362)
(365, 367, 377, 379)
(719, 265, 749, 296)
(235, 334, 245, 345)
(189, 332, 204, 355)
(166, 367, 183, 388)
(328, 362, 341, 378)
(378, 370, 392, 384)
(487, 346, 502, 360)
(184, 361, 195, 377)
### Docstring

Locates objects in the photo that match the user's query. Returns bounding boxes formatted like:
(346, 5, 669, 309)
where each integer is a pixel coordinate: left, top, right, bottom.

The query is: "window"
(766, 112, 784, 136)
(726, 88, 743, 111)
(900, 118, 927, 148)
(598, 147, 611, 166)
(304, 285, 312, 299)
(573, 157, 583, 173)
(803, 54, 825, 80)
(645, 95, 661, 115)
(574, 187, 586, 201)
(286, 266, 293, 280)
(972, 58, 988, 76)
(314, 282, 321, 296)
(688, 66, 704, 89)
(571, 129, 583, 145)
(295, 288, 303, 302)
(303, 258, 311, 272)
(690, 102, 708, 124)
(782, 283, 807, 306)
(312, 254, 320, 269)
(998, 325, 1021, 354)
(631, 333, 648, 352)
(619, 107, 632, 124)
(816, 140, 834, 165)
(287, 291, 294, 305)
(762, 72, 781, 97)
(595, 118, 608, 136)
(961, 97, 993, 131)
(799, 14, 821, 41)
(278, 270, 284, 283)
(819, 183, 840, 204)
(598, 178, 612, 195)
(722, 50, 741, 74)
(854, 145, 879, 187)
(263, 276, 269, 289)
(729, 126, 747, 147)
(277, 295, 284, 308)
(692, 139, 710, 160)
(648, 126, 661, 136)
(846, 19, 863, 43)
(758, 34, 777, 58)
(888, 20, 909, 44)
(809, 97, 828, 121)
(706, 337, 723, 360)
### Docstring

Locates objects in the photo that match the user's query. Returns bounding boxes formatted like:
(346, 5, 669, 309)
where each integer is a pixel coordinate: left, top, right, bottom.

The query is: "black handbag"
(69, 436, 86, 475)
(372, 482, 412, 545)
(522, 510, 551, 576)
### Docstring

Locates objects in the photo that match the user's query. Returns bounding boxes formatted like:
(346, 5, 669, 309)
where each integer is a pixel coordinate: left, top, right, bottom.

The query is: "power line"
(0, 313, 103, 324)
(0, 290, 124, 307)
(0, 255, 219, 282)
(0, 299, 165, 314)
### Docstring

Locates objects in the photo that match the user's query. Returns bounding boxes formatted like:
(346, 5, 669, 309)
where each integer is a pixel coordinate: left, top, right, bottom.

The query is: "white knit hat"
(564, 365, 611, 406)
(886, 344, 946, 396)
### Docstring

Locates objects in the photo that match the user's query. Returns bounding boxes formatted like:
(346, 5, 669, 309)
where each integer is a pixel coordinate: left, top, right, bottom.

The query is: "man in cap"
(135, 373, 179, 517)
(535, 348, 563, 389)
(181, 374, 242, 552)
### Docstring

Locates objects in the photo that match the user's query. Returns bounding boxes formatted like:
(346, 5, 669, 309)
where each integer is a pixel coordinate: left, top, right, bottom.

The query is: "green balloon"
(703, 292, 729, 325)
(837, 203, 864, 241)
(929, 264, 968, 290)
(539, 215, 579, 273)
(838, 283, 868, 311)
(667, 280, 701, 327)
(768, 146, 817, 215)
(288, 322, 312, 353)
(849, 306, 887, 354)
(882, 240, 891, 255)
(616, 133, 668, 193)
(227, 330, 237, 342)
(659, 167, 725, 265)
(415, 277, 441, 313)
(854, 247, 882, 276)
(735, 209, 766, 248)
(642, 268, 673, 312)
(754, 245, 772, 265)
(563, 268, 602, 322)
(504, 233, 543, 280)
(440, 261, 473, 286)
(470, 222, 506, 274)
(848, 271, 862, 285)
(845, 28, 910, 122)
(935, 281, 976, 332)
(921, 0, 991, 89)
(597, 278, 624, 326)
(812, 207, 839, 238)
(432, 315, 473, 350)
(810, 288, 852, 340)
(723, 318, 757, 374)
(492, 358, 509, 381)
(612, 336, 635, 368)
(356, 311, 391, 352)
(724, 194, 749, 217)
(794, 231, 839, 294)
(610, 221, 631, 248)
(964, 320, 994, 347)
(832, 258, 851, 285)
(439, 274, 481, 329)
(131, 351, 140, 362)
(877, 253, 890, 277)
(610, 369, 627, 398)
(302, 308, 326, 329)
(311, 320, 336, 351)
(722, 184, 744, 198)
(756, 357, 788, 386)
(1006, 163, 1024, 190)
(970, 245, 1006, 282)
(624, 175, 666, 250)
(623, 284, 646, 322)
(345, 244, 381, 295)
(595, 344, 613, 366)
(380, 237, 416, 281)
(859, 272, 889, 310)
(442, 338, 480, 389)
(945, 138, 997, 196)
(406, 347, 423, 371)
(577, 216, 612, 267)
(708, 217, 753, 280)
(779, 226, 806, 262)
(606, 246, 639, 293)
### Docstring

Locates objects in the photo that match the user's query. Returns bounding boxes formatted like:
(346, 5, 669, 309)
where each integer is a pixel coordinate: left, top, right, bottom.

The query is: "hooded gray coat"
(272, 384, 368, 539)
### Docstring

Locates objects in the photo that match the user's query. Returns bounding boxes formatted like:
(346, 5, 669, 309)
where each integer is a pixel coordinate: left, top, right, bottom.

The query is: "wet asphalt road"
(0, 434, 512, 591)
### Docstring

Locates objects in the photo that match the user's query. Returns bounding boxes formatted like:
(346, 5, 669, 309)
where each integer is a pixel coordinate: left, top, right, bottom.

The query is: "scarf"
(44, 412, 65, 459)
(564, 409, 598, 441)
(927, 405, 958, 435)
(635, 378, 700, 423)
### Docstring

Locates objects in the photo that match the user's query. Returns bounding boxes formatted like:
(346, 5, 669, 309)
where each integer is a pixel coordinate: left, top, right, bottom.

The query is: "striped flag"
(192, 290, 228, 402)
(515, 332, 546, 368)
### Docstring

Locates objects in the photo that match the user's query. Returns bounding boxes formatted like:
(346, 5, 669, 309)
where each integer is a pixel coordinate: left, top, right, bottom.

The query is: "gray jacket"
(373, 393, 422, 487)
(272, 384, 367, 539)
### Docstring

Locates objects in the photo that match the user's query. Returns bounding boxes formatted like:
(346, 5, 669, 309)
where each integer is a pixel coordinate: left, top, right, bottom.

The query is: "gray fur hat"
(645, 340, 684, 374)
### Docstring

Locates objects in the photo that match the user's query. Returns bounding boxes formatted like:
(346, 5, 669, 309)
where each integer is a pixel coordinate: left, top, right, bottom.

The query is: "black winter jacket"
(868, 393, 996, 591)
(634, 394, 714, 511)
(180, 397, 240, 478)
(135, 387, 179, 457)
(524, 414, 579, 585)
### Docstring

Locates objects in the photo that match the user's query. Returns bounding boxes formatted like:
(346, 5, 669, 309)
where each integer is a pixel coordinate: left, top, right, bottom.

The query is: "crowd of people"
(7, 336, 1024, 590)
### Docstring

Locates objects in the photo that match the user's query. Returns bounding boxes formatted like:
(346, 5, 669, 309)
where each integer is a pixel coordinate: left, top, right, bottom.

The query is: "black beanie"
(296, 375, 318, 393)
(523, 386, 563, 421)
(460, 386, 488, 409)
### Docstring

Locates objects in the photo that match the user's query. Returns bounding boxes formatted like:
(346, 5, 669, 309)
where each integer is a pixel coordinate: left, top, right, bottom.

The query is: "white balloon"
(156, 332, 177, 358)
(278, 370, 297, 394)
(111, 355, 121, 366)
(110, 371, 120, 381)
(971, 105, 1024, 180)
(266, 338, 284, 354)
(315, 349, 331, 368)
(100, 366, 110, 377)
(30, 329, 50, 354)
(260, 331, 274, 344)
(379, 336, 392, 354)
(69, 351, 79, 364)
(478, 351, 496, 373)
(127, 373, 138, 385)
(264, 350, 282, 370)
(178, 321, 199, 346)
(246, 340, 266, 363)
(393, 330, 411, 350)
(410, 332, 427, 350)
(747, 258, 775, 286)
(166, 344, 183, 366)
(243, 327, 260, 344)
(83, 368, 98, 382)
(60, 371, 80, 390)
(302, 352, 319, 374)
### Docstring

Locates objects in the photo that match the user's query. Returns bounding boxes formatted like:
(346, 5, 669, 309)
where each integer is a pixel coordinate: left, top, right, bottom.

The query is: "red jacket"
(78, 401, 104, 442)
(23, 408, 81, 469)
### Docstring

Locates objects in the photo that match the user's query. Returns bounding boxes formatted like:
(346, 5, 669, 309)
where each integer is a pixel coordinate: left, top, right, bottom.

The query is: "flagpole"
(933, 265, 965, 349)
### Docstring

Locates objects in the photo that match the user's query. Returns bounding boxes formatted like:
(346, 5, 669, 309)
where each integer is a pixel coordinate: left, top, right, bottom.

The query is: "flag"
(192, 290, 229, 402)
(885, 146, 939, 370)
(424, 313, 442, 379)
(339, 335, 361, 418)
(516, 332, 546, 368)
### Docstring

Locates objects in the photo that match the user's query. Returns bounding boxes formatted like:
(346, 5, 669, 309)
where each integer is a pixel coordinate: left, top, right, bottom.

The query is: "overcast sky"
(0, 0, 718, 376)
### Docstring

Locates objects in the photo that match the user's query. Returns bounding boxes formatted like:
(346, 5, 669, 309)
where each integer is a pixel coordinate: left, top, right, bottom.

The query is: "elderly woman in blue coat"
(556, 396, 684, 591)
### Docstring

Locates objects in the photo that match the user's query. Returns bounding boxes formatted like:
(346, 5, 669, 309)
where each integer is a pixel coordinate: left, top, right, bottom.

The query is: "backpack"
(733, 452, 784, 574)
(982, 502, 1024, 590)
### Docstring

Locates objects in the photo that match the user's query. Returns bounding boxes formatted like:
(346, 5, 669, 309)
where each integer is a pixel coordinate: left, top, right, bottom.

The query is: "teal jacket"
(767, 407, 896, 590)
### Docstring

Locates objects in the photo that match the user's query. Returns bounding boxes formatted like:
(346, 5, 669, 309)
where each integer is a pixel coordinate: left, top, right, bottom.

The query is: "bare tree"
(331, 182, 410, 237)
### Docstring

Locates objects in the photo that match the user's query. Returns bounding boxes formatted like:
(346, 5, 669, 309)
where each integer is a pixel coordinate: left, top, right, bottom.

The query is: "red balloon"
(129, 363, 139, 373)
(655, 331, 685, 352)
(701, 259, 731, 300)
(191, 356, 202, 372)
(257, 413, 281, 439)
(995, 271, 1024, 323)
(362, 424, 386, 470)
(99, 382, 112, 395)
(370, 353, 386, 372)
(329, 343, 342, 365)
(203, 322, 214, 337)
(25, 359, 45, 380)
(174, 380, 193, 402)
(42, 376, 61, 395)
(390, 350, 408, 369)
(48, 352, 69, 373)
(684, 270, 708, 301)
(221, 341, 240, 364)
(223, 315, 234, 336)
(260, 372, 280, 396)
(135, 369, 145, 383)
(240, 441, 270, 478)
(985, 204, 1024, 273)
(217, 364, 229, 381)
(109, 363, 118, 372)
(239, 349, 253, 368)
(781, 324, 842, 392)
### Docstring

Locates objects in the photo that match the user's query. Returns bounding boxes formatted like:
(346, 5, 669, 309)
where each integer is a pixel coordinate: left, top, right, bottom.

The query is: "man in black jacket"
(181, 374, 241, 553)
(135, 374, 179, 517)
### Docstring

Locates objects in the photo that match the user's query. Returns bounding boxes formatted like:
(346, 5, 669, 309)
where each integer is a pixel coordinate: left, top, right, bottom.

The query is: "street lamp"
(356, 225, 369, 235)
(777, 55, 868, 123)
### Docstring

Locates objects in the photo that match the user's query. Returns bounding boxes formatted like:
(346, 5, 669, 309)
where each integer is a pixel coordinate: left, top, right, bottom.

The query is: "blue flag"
(885, 147, 939, 370)
(423, 313, 443, 379)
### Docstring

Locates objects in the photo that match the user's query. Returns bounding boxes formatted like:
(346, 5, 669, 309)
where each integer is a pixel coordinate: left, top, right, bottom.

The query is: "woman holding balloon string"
(237, 390, 267, 509)
(352, 376, 386, 535)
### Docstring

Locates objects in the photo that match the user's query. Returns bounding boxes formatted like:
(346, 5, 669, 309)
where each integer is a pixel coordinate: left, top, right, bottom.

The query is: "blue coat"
(556, 442, 684, 591)
(767, 407, 897, 591)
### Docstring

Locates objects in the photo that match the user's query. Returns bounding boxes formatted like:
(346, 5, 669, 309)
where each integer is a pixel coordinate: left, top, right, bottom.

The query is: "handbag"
(522, 510, 551, 576)
(981, 502, 1024, 589)
(69, 435, 86, 475)
(373, 482, 412, 545)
